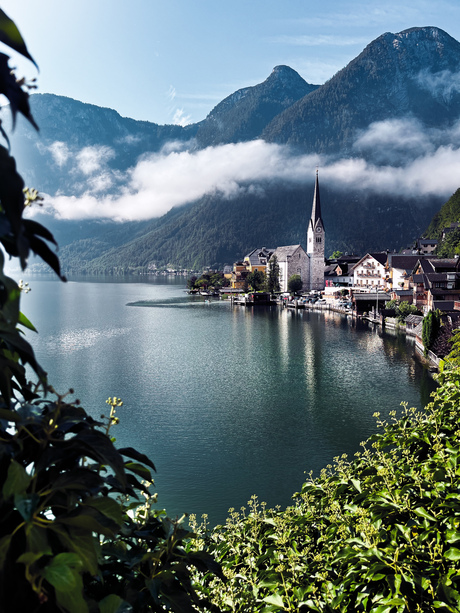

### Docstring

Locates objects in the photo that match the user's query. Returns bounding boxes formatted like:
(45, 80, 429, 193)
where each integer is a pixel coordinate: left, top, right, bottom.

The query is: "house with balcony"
(352, 252, 388, 289)
(411, 257, 460, 313)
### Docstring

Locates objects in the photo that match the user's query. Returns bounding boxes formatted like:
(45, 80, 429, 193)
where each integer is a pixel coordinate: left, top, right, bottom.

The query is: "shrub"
(0, 9, 222, 612)
(192, 368, 460, 611)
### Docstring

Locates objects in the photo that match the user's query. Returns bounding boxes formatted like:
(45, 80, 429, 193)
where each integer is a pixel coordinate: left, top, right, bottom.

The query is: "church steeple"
(306, 169, 325, 290)
(308, 169, 324, 234)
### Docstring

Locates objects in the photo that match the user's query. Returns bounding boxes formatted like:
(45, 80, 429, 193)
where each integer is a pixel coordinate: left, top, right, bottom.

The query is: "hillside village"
(194, 173, 460, 365)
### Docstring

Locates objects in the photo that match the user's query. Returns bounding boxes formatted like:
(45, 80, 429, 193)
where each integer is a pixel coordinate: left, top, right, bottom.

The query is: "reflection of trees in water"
(380, 330, 413, 363)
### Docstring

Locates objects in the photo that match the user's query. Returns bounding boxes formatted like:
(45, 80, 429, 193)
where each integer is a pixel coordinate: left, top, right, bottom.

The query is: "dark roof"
(271, 245, 306, 262)
(433, 300, 457, 311)
(394, 289, 413, 296)
(417, 238, 438, 245)
(308, 170, 324, 233)
(389, 254, 427, 270)
(244, 247, 274, 266)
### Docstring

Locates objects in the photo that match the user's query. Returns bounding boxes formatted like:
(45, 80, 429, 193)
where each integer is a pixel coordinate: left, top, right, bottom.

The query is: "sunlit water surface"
(21, 276, 435, 525)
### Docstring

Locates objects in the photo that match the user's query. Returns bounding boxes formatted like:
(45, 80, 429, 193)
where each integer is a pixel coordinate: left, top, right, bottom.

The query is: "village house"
(351, 252, 387, 289)
(411, 257, 460, 313)
(324, 255, 360, 287)
(244, 247, 274, 273)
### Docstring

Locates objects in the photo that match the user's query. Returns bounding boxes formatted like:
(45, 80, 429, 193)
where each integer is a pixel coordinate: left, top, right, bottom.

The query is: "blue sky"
(3, 0, 460, 126)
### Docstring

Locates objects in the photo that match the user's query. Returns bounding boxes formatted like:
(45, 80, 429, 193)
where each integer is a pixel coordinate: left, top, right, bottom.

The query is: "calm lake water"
(20, 275, 435, 525)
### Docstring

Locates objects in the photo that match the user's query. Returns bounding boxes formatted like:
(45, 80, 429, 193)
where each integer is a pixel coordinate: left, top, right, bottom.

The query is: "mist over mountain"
(9, 26, 460, 272)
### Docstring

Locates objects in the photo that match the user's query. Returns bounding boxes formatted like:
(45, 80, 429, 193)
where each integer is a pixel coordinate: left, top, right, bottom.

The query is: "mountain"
(263, 27, 460, 154)
(9, 26, 460, 273)
(194, 65, 318, 146)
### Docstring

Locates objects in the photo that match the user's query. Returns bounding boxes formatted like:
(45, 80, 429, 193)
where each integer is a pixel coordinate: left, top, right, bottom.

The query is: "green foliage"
(247, 269, 266, 291)
(423, 310, 441, 355)
(330, 250, 343, 259)
(192, 367, 460, 611)
(395, 301, 421, 324)
(187, 271, 228, 291)
(425, 188, 460, 240)
(266, 255, 280, 293)
(287, 274, 302, 294)
(436, 227, 460, 258)
(0, 10, 222, 612)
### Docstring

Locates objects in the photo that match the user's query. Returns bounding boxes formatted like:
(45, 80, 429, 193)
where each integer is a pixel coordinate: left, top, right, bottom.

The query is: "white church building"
(268, 170, 325, 292)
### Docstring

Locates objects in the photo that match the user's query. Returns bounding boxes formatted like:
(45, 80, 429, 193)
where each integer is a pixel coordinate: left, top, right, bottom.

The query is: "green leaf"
(54, 571, 89, 613)
(444, 547, 460, 561)
(15, 493, 39, 522)
(83, 496, 124, 527)
(118, 446, 156, 471)
(99, 594, 132, 613)
(0, 9, 37, 67)
(43, 553, 82, 591)
(0, 534, 12, 569)
(17, 311, 37, 332)
(49, 525, 98, 576)
(350, 478, 362, 493)
(124, 461, 152, 480)
(2, 460, 31, 499)
(263, 593, 285, 607)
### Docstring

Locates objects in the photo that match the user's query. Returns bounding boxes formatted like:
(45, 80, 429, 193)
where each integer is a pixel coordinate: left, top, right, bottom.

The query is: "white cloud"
(75, 145, 115, 175)
(44, 117, 460, 223)
(48, 141, 70, 167)
(417, 68, 460, 101)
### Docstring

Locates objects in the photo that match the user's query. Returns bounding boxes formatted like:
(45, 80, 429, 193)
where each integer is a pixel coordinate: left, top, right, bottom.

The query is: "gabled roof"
(389, 254, 429, 271)
(351, 252, 388, 270)
(244, 247, 274, 266)
(271, 245, 307, 262)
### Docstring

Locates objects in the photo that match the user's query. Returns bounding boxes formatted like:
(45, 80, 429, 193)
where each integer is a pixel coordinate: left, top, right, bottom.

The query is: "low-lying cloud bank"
(42, 117, 460, 222)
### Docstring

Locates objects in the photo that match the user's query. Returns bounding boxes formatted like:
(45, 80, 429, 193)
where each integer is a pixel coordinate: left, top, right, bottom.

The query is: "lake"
(20, 275, 436, 525)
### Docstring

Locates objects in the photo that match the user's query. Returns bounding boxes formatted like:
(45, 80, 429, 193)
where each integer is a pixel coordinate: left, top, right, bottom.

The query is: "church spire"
(310, 169, 324, 231)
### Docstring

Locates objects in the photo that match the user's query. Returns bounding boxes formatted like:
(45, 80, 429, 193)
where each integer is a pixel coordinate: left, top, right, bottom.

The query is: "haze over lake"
(21, 276, 435, 525)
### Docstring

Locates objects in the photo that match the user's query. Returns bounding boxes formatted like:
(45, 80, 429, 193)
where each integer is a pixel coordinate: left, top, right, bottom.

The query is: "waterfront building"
(352, 252, 387, 289)
(270, 244, 310, 293)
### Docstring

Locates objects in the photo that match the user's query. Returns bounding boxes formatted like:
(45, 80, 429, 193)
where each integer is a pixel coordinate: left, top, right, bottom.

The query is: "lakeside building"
(306, 169, 325, 290)
(229, 171, 326, 292)
(351, 252, 388, 289)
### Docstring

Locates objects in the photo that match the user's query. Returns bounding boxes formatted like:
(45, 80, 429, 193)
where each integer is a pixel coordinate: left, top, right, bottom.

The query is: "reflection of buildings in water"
(277, 309, 290, 373)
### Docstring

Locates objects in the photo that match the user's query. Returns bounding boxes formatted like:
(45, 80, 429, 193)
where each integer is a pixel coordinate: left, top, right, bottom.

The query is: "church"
(268, 170, 325, 292)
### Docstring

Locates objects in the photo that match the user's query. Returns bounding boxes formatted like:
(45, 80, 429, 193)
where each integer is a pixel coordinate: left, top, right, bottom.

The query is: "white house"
(352, 252, 387, 289)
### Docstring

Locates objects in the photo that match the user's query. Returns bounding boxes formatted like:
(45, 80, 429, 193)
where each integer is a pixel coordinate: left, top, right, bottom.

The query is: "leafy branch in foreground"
(192, 367, 460, 612)
(0, 7, 223, 612)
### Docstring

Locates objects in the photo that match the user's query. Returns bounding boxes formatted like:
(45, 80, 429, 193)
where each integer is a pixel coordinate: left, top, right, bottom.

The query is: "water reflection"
(21, 281, 436, 525)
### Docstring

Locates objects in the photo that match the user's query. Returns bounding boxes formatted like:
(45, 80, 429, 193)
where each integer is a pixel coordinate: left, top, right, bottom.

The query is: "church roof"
(308, 170, 325, 232)
(271, 244, 307, 262)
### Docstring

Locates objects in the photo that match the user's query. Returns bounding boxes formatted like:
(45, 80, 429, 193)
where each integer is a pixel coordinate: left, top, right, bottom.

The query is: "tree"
(330, 250, 343, 259)
(0, 10, 222, 612)
(266, 255, 280, 293)
(395, 301, 421, 323)
(247, 269, 265, 291)
(287, 274, 302, 294)
(422, 309, 441, 355)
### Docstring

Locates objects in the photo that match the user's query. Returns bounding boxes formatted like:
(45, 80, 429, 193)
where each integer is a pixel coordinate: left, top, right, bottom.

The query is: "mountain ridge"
(10, 26, 460, 272)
